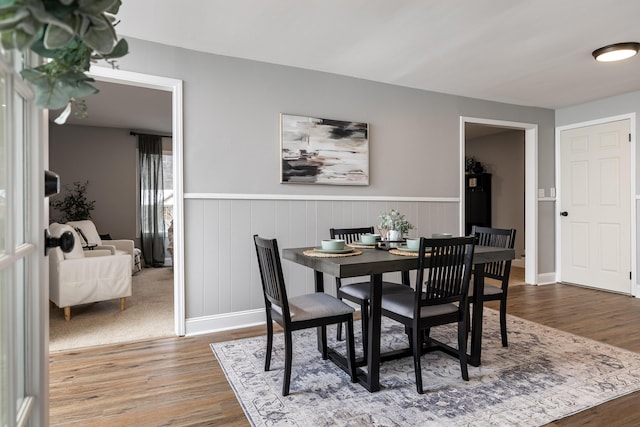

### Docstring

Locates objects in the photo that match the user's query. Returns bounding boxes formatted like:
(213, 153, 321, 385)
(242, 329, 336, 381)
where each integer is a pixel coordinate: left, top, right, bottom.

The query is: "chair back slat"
(330, 227, 375, 244)
(416, 236, 475, 310)
(253, 235, 291, 320)
(471, 226, 516, 283)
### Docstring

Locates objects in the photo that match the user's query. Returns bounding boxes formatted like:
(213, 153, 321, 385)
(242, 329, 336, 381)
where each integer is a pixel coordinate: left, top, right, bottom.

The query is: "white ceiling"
(62, 0, 640, 132)
(59, 81, 172, 133)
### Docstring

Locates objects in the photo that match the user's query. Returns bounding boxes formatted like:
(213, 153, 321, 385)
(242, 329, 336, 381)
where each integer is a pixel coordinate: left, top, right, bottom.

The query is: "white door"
(560, 119, 631, 293)
(0, 51, 47, 425)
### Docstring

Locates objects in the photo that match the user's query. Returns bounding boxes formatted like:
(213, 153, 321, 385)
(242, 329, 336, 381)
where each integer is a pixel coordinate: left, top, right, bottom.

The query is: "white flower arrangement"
(377, 209, 414, 235)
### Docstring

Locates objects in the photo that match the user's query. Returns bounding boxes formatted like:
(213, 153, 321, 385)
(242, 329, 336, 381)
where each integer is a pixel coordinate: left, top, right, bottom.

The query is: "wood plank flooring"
(50, 271, 640, 426)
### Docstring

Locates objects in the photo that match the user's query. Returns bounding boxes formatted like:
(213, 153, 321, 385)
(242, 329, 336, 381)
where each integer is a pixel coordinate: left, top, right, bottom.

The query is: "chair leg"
(465, 302, 472, 334)
(265, 319, 273, 371)
(320, 325, 328, 360)
(458, 320, 469, 381)
(500, 298, 508, 347)
(120, 297, 126, 311)
(360, 301, 369, 361)
(345, 317, 357, 383)
(412, 326, 424, 394)
(283, 330, 293, 396)
(337, 321, 344, 342)
(63, 306, 71, 321)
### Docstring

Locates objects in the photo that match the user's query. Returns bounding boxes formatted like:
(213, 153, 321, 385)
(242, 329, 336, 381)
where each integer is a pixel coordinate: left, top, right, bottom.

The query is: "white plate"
(397, 245, 425, 252)
(314, 247, 355, 254)
(353, 240, 377, 246)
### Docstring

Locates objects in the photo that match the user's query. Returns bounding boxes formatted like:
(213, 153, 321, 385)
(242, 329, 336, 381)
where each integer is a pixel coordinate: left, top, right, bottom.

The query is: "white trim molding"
(185, 309, 266, 336)
(184, 193, 460, 202)
(460, 116, 539, 285)
(537, 272, 558, 285)
(88, 66, 188, 333)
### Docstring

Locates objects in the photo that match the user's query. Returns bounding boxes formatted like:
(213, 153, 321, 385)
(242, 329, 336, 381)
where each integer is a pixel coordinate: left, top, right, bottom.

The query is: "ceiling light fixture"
(592, 42, 640, 62)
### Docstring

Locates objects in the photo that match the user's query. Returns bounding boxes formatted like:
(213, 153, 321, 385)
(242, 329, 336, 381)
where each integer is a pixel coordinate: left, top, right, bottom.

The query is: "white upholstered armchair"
(49, 223, 132, 321)
(67, 220, 138, 273)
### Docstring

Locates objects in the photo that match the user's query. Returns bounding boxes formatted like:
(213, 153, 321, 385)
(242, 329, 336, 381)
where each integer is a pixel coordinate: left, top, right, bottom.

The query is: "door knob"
(560, 211, 568, 217)
(44, 229, 74, 256)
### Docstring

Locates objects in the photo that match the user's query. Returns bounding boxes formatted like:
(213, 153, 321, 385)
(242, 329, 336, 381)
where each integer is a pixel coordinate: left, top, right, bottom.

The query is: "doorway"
(47, 68, 185, 346)
(461, 117, 538, 284)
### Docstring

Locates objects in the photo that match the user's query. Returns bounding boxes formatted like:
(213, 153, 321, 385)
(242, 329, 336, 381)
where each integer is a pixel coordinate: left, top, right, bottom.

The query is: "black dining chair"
(381, 236, 475, 394)
(253, 235, 357, 396)
(470, 226, 517, 347)
(330, 227, 412, 359)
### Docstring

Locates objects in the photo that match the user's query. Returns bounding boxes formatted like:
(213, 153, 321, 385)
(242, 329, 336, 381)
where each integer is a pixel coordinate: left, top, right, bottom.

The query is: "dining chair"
(329, 227, 413, 360)
(253, 235, 357, 396)
(381, 236, 475, 394)
(470, 226, 517, 347)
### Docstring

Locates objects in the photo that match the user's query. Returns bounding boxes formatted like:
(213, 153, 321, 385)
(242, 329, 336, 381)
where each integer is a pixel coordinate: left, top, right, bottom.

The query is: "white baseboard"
(185, 304, 364, 336)
(536, 272, 557, 285)
(512, 258, 525, 269)
(185, 309, 266, 336)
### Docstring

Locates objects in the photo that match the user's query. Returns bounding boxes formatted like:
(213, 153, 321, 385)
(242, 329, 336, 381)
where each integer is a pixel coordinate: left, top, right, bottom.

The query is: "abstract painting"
(280, 114, 369, 185)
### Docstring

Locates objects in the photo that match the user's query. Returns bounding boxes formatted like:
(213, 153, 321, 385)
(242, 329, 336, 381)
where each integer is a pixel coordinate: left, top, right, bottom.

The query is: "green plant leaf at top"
(78, 0, 119, 16)
(81, 14, 116, 54)
(21, 67, 98, 109)
(0, 0, 128, 121)
(43, 21, 73, 48)
(0, 7, 29, 31)
(105, 36, 127, 58)
(0, 24, 34, 49)
(27, 2, 74, 33)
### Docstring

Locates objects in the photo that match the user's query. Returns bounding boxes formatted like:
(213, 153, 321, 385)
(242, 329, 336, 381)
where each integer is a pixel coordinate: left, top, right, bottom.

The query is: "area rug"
(210, 309, 640, 426)
(49, 267, 174, 352)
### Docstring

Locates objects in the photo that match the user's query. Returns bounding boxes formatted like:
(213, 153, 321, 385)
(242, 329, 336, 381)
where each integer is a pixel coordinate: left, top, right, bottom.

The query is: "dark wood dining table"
(282, 244, 515, 392)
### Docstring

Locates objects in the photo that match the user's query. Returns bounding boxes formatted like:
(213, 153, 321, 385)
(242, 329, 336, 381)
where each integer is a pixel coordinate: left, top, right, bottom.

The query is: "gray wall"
(101, 38, 556, 331)
(556, 90, 640, 189)
(49, 125, 137, 242)
(466, 130, 525, 260)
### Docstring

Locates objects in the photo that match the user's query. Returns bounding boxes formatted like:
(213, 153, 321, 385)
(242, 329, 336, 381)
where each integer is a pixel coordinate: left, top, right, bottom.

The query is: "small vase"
(388, 230, 401, 241)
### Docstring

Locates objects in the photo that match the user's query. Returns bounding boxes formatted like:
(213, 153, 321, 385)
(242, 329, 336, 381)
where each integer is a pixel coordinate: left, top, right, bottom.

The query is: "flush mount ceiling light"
(592, 42, 640, 62)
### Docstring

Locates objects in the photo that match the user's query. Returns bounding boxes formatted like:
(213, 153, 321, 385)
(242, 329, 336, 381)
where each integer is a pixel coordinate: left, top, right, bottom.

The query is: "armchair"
(49, 223, 132, 321)
(67, 220, 138, 273)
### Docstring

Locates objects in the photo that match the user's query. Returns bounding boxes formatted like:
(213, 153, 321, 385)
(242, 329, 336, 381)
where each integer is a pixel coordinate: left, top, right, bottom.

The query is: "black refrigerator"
(465, 173, 491, 235)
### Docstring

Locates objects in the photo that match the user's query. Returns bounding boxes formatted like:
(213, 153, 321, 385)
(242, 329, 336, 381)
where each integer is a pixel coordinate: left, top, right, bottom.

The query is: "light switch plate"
(538, 188, 545, 198)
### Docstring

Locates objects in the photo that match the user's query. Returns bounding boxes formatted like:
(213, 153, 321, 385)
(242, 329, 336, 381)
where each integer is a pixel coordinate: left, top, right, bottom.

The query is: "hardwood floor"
(50, 273, 640, 426)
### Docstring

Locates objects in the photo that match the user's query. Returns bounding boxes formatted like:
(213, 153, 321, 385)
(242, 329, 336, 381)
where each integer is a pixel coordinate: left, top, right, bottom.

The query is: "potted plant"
(0, 0, 128, 123)
(377, 209, 414, 241)
(50, 180, 95, 222)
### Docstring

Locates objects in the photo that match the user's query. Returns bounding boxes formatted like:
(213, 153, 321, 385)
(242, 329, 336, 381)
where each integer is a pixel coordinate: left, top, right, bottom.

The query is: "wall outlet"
(538, 188, 545, 198)
(549, 187, 556, 198)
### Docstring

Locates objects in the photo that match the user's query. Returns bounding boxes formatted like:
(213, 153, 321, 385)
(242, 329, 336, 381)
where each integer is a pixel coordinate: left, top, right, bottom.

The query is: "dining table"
(282, 243, 515, 392)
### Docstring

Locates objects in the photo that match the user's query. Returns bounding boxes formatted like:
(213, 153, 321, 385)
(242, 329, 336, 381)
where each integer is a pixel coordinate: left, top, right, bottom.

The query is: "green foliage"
(0, 0, 128, 121)
(378, 209, 414, 235)
(50, 180, 95, 222)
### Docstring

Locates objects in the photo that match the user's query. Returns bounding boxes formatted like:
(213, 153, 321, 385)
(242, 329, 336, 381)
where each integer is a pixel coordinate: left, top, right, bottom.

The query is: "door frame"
(460, 116, 538, 284)
(555, 113, 637, 296)
(87, 66, 186, 334)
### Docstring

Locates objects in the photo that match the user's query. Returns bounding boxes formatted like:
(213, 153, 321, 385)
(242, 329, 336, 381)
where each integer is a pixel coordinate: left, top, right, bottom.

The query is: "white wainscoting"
(183, 194, 460, 335)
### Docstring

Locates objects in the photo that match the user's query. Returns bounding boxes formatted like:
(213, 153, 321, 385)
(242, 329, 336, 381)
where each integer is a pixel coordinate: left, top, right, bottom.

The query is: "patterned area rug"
(210, 309, 640, 426)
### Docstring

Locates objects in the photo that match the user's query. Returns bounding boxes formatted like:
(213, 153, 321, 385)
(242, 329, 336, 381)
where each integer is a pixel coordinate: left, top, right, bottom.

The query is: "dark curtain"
(138, 134, 165, 267)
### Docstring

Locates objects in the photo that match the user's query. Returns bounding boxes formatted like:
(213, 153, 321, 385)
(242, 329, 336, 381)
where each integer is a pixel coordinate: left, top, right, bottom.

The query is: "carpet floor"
(49, 267, 174, 352)
(211, 309, 640, 426)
